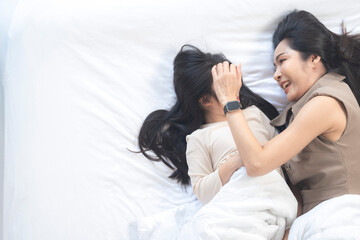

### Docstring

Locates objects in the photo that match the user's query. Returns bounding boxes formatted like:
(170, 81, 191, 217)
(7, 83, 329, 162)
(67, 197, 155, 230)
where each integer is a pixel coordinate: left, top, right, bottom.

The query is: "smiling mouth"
(282, 81, 290, 89)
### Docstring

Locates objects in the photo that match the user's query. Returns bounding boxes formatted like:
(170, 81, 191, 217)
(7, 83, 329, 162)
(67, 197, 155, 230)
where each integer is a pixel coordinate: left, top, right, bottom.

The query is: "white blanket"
(139, 168, 298, 240)
(289, 194, 360, 240)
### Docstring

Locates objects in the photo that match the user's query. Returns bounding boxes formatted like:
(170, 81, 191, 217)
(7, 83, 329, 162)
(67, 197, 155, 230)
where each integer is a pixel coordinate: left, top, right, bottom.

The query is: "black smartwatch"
(223, 100, 242, 115)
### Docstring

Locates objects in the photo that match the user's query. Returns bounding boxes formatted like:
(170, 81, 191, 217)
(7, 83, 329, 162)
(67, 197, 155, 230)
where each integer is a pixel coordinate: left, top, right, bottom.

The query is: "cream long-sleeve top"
(186, 106, 278, 204)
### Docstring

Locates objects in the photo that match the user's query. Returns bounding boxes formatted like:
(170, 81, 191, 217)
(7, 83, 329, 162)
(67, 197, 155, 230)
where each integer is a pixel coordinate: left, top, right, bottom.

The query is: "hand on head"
(211, 61, 242, 106)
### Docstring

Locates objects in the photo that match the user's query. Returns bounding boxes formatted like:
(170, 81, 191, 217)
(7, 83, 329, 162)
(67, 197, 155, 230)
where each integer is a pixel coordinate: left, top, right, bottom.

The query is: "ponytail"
(336, 25, 360, 105)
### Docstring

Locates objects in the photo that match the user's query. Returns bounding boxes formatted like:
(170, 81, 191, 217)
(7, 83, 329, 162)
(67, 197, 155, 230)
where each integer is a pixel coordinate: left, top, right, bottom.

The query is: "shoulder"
(305, 93, 346, 115)
(243, 105, 278, 141)
(243, 106, 273, 128)
(312, 83, 350, 99)
(293, 95, 346, 139)
(291, 73, 352, 120)
(298, 95, 344, 121)
(242, 105, 264, 120)
(186, 122, 226, 143)
(310, 82, 357, 112)
(310, 73, 355, 105)
(186, 128, 204, 144)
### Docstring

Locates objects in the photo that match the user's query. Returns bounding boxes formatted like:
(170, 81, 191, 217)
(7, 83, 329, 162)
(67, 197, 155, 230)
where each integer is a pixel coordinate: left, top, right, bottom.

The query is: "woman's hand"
(211, 61, 242, 106)
(218, 153, 243, 185)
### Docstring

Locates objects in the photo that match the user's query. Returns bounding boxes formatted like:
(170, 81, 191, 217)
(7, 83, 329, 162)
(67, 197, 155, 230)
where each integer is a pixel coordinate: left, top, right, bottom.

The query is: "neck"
(204, 106, 226, 124)
(313, 62, 327, 83)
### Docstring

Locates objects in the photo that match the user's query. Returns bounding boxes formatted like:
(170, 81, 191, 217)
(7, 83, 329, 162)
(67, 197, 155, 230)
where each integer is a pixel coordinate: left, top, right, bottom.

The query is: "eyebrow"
(275, 53, 286, 61)
(273, 52, 286, 66)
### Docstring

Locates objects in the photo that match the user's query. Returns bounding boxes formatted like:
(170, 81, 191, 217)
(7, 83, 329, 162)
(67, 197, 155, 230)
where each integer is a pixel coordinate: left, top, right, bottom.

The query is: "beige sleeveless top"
(271, 72, 360, 213)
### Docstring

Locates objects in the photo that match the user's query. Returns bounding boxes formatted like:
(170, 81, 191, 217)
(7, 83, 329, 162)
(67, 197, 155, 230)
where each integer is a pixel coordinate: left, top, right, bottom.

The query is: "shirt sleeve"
(246, 107, 284, 178)
(245, 106, 274, 145)
(259, 108, 278, 140)
(186, 133, 223, 204)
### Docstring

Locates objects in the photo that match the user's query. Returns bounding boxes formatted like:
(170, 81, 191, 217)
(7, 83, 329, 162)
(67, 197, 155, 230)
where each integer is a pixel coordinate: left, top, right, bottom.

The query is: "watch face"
(224, 101, 241, 115)
(226, 101, 240, 111)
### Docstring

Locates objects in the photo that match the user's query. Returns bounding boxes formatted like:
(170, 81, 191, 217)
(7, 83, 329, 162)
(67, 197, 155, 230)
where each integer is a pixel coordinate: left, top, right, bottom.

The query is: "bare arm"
(219, 106, 276, 183)
(212, 62, 347, 176)
(225, 97, 336, 175)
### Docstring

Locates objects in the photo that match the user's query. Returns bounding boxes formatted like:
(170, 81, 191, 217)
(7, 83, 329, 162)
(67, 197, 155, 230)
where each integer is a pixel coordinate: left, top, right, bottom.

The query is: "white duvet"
(139, 168, 298, 240)
(289, 194, 360, 240)
(139, 172, 360, 240)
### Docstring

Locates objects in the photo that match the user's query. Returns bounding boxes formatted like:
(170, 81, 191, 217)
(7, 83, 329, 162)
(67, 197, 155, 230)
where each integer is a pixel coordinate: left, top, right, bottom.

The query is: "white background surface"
(1, 0, 20, 239)
(1, 0, 360, 239)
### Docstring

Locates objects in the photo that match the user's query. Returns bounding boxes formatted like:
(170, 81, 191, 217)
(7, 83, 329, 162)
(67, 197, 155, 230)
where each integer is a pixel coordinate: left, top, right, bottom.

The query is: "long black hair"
(273, 10, 360, 106)
(138, 45, 279, 185)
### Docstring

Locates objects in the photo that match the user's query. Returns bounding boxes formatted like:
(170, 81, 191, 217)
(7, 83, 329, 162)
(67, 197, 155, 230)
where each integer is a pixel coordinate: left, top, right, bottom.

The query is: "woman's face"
(273, 39, 317, 102)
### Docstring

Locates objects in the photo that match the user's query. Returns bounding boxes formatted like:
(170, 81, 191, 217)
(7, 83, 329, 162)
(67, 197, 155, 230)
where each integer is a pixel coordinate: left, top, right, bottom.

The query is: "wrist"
(223, 100, 242, 116)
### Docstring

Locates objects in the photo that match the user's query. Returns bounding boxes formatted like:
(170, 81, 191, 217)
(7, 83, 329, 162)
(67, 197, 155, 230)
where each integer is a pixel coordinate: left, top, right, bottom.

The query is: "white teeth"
(282, 81, 290, 89)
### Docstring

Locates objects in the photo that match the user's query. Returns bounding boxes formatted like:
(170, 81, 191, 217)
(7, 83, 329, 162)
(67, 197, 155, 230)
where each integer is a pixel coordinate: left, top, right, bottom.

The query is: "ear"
(199, 95, 211, 107)
(310, 54, 322, 68)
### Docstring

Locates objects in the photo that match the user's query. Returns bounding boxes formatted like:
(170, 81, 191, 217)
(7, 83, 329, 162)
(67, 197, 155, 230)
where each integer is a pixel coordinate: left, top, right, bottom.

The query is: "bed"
(1, 0, 360, 239)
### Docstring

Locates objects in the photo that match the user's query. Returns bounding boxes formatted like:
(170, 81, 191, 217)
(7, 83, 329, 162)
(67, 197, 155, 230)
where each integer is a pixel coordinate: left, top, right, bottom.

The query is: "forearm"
(225, 110, 272, 176)
(191, 171, 223, 204)
(212, 62, 335, 177)
(211, 62, 283, 176)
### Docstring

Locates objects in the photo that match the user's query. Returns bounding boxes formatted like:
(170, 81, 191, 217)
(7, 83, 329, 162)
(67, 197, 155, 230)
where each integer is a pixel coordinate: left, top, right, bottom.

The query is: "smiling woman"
(270, 8, 360, 210)
(212, 9, 360, 239)
(273, 39, 327, 102)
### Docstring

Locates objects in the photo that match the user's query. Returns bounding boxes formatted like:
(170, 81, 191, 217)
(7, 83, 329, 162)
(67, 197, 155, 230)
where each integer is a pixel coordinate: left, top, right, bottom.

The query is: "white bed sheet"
(2, 0, 360, 239)
(1, 1, 20, 239)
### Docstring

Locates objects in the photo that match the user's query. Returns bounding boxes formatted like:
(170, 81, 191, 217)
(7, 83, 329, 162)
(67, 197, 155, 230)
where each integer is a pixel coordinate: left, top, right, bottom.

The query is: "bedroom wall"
(0, 0, 19, 239)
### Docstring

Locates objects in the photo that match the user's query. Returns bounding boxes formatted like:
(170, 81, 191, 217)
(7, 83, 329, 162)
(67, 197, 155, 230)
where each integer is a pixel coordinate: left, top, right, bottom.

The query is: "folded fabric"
(139, 168, 297, 240)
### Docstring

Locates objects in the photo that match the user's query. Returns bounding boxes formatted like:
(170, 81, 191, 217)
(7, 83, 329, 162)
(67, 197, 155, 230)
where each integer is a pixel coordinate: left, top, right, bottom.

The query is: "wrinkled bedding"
(1, 0, 360, 239)
(289, 194, 360, 240)
(139, 168, 297, 240)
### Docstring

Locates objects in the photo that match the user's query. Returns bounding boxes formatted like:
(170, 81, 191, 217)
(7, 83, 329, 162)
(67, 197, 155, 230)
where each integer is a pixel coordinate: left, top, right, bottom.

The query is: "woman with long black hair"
(138, 45, 297, 239)
(212, 10, 360, 239)
(138, 44, 280, 190)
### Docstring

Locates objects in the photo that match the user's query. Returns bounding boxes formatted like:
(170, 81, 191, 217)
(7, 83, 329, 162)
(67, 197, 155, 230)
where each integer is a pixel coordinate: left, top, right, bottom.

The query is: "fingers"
(237, 64, 241, 73)
(211, 66, 218, 80)
(237, 64, 242, 85)
(217, 62, 223, 75)
(223, 61, 230, 74)
(213, 61, 237, 75)
(230, 63, 236, 74)
(212, 61, 242, 105)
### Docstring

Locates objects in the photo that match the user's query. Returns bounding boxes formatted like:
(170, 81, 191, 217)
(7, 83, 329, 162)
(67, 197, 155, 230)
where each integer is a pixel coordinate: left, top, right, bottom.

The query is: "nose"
(273, 67, 281, 81)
